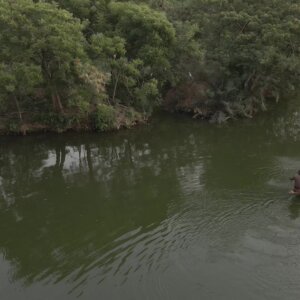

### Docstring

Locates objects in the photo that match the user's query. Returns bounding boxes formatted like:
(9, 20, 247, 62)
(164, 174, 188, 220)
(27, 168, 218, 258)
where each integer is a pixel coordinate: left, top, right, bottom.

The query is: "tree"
(0, 63, 41, 121)
(0, 0, 43, 119)
(108, 2, 175, 87)
(191, 0, 300, 116)
(48, 1, 174, 113)
(0, 0, 94, 115)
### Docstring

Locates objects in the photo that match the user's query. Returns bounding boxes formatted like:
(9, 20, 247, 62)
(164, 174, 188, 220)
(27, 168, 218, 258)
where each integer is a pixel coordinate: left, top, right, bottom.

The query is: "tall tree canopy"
(0, 0, 105, 117)
(0, 0, 300, 133)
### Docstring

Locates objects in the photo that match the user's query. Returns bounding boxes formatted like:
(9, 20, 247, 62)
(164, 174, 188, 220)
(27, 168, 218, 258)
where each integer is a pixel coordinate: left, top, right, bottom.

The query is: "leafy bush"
(6, 120, 21, 134)
(34, 113, 70, 131)
(91, 104, 116, 131)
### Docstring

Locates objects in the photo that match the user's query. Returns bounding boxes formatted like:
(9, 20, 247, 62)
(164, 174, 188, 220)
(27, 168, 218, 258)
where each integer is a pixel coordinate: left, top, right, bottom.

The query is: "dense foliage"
(0, 0, 299, 133)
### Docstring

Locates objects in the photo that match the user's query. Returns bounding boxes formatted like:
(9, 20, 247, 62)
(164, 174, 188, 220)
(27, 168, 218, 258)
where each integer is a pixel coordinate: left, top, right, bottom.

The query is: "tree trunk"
(51, 89, 64, 114)
(13, 95, 22, 122)
(112, 73, 119, 104)
(56, 92, 64, 113)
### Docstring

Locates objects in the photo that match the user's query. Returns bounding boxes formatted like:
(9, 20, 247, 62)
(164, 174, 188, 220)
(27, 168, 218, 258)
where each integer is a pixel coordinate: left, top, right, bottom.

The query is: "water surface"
(1, 105, 300, 300)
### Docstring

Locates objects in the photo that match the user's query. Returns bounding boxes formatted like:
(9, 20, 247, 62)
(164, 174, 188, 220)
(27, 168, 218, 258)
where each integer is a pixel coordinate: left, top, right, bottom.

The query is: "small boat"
(289, 190, 300, 196)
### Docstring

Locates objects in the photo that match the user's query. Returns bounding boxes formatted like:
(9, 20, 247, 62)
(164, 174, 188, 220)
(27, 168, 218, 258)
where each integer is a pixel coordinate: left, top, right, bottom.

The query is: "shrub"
(34, 112, 70, 131)
(91, 104, 116, 131)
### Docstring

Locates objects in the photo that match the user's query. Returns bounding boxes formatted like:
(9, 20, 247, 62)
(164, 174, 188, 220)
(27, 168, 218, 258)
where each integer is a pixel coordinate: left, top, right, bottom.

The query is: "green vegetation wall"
(0, 0, 300, 133)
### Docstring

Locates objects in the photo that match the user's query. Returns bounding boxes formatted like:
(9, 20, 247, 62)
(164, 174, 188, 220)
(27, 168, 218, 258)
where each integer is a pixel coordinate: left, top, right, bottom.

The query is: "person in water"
(290, 170, 300, 192)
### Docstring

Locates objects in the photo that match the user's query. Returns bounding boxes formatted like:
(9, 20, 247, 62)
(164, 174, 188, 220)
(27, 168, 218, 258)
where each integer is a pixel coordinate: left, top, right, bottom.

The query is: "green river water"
(1, 104, 300, 300)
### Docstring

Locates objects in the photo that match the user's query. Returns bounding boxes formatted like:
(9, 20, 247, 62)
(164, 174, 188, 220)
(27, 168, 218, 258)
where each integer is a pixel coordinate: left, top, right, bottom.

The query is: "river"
(1, 103, 300, 300)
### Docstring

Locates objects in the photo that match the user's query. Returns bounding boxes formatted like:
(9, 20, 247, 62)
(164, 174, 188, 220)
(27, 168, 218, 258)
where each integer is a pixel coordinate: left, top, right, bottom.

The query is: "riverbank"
(0, 90, 297, 136)
(0, 105, 147, 136)
(163, 82, 277, 123)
